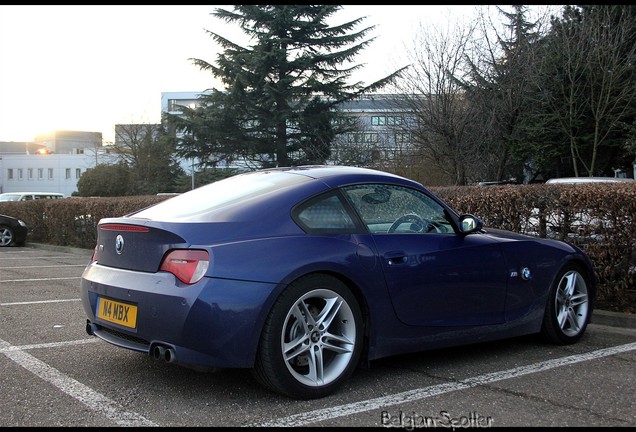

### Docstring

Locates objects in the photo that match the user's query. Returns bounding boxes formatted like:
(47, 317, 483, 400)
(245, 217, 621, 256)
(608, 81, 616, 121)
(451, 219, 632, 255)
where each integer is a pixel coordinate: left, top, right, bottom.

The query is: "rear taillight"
(100, 224, 150, 232)
(159, 249, 210, 284)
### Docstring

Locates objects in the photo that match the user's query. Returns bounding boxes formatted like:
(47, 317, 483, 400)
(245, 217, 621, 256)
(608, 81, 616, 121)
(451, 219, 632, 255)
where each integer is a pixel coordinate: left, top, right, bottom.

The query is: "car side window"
(342, 184, 453, 234)
(295, 194, 357, 233)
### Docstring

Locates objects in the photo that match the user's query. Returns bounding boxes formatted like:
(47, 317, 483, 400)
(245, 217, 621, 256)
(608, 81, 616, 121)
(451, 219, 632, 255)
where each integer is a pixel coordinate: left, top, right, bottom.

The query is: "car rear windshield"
(131, 171, 311, 220)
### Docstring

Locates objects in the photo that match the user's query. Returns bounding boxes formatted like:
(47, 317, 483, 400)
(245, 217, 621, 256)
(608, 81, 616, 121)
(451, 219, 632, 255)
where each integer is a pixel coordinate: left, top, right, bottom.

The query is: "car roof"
(262, 165, 406, 180)
(125, 165, 425, 231)
(0, 191, 64, 194)
(545, 177, 635, 184)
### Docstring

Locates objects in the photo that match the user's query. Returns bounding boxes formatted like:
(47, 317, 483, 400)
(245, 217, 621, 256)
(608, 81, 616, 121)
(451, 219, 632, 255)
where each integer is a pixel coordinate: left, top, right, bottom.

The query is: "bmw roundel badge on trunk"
(115, 235, 124, 255)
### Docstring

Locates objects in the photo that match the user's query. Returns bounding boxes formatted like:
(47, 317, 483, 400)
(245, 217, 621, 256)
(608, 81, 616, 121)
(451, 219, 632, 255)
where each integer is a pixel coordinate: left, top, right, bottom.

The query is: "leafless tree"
(392, 6, 559, 184)
(390, 14, 480, 185)
(112, 123, 160, 167)
(111, 123, 184, 194)
(540, 6, 636, 176)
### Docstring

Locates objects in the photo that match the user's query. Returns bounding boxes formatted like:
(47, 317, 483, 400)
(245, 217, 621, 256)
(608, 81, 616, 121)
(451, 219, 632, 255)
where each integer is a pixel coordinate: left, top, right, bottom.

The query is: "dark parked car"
(80, 166, 596, 399)
(0, 214, 28, 247)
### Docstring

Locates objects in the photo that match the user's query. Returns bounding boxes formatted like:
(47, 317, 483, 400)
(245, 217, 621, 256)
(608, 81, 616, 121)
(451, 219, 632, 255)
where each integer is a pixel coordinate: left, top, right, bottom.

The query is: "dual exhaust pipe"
(152, 344, 176, 363)
(85, 320, 176, 364)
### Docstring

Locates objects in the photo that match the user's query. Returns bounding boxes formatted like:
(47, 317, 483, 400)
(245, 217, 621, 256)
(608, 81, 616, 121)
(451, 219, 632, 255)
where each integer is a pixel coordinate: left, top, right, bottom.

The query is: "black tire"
(540, 263, 592, 345)
(252, 274, 363, 399)
(0, 225, 15, 247)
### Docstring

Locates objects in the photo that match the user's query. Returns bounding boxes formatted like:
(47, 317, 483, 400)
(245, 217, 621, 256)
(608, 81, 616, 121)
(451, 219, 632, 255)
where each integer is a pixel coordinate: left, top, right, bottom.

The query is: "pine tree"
(166, 5, 406, 169)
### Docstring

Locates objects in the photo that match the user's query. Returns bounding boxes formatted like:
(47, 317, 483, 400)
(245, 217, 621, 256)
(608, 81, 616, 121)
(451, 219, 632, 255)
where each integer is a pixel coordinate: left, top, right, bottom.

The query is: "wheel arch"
(313, 269, 373, 364)
(250, 269, 371, 398)
(540, 256, 595, 344)
(253, 269, 373, 368)
(560, 255, 597, 311)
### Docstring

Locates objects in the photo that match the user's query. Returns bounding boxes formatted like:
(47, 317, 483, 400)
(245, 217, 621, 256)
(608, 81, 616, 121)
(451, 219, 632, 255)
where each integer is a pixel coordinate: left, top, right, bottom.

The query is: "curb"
(592, 309, 636, 329)
(23, 243, 636, 329)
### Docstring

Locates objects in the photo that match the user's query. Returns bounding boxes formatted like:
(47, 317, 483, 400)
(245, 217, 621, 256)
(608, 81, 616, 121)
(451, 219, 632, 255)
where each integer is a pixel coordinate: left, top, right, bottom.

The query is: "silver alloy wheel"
(0, 226, 14, 246)
(281, 288, 357, 387)
(554, 270, 589, 337)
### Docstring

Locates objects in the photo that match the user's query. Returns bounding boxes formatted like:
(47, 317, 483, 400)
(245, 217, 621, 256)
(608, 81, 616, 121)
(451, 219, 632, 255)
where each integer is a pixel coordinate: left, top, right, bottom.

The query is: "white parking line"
(1, 298, 81, 306)
(0, 337, 158, 427)
(0, 277, 81, 283)
(251, 342, 636, 427)
(0, 265, 86, 269)
(0, 256, 81, 260)
(0, 338, 100, 353)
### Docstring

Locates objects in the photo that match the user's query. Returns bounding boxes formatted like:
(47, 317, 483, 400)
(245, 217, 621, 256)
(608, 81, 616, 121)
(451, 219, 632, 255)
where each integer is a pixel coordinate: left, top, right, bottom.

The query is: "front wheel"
(540, 264, 592, 345)
(0, 225, 15, 247)
(253, 274, 363, 399)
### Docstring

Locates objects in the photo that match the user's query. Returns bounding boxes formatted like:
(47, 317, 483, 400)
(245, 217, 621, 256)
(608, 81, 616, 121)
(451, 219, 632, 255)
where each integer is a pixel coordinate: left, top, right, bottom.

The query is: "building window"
(7, 169, 13, 180)
(168, 99, 197, 112)
(28, 168, 33, 179)
(48, 168, 54, 180)
(371, 116, 386, 126)
(38, 168, 43, 180)
(395, 133, 412, 143)
(373, 115, 404, 126)
(387, 115, 403, 126)
(66, 168, 71, 179)
(18, 168, 23, 180)
(76, 168, 81, 179)
(348, 132, 380, 144)
(332, 117, 356, 126)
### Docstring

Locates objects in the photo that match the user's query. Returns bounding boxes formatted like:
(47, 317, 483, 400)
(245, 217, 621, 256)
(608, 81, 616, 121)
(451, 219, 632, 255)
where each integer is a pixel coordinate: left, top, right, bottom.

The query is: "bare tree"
(390, 11, 481, 185)
(541, 5, 636, 176)
(113, 123, 159, 168)
(112, 123, 184, 194)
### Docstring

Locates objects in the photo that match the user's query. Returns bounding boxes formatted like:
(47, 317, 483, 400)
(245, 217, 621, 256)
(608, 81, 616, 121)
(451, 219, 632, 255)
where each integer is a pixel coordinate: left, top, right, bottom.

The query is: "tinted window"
(295, 194, 357, 233)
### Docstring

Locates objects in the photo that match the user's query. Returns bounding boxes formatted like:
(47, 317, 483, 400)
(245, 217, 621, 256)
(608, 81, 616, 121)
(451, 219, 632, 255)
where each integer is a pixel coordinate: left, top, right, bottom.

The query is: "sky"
(0, 5, 495, 144)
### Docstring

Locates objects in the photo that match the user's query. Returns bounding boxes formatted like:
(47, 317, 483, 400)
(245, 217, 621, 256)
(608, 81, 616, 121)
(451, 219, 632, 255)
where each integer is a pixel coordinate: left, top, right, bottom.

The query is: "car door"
(342, 183, 509, 327)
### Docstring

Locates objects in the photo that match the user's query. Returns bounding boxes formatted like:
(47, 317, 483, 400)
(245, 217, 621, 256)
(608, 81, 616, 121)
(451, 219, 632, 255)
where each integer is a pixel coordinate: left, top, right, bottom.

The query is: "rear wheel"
(253, 274, 363, 399)
(0, 225, 15, 247)
(540, 264, 592, 344)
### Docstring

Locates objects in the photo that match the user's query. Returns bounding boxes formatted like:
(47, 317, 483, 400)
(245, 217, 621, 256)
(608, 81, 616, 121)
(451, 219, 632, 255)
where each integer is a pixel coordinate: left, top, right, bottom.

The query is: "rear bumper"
(80, 262, 279, 369)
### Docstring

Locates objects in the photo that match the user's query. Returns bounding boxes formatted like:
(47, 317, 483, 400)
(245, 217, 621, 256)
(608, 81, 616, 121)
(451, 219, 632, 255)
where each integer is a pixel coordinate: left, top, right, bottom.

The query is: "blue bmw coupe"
(81, 165, 596, 399)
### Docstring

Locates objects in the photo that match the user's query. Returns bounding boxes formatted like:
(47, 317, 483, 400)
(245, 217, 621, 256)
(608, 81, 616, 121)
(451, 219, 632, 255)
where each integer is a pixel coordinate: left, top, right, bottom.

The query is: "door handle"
(384, 251, 408, 265)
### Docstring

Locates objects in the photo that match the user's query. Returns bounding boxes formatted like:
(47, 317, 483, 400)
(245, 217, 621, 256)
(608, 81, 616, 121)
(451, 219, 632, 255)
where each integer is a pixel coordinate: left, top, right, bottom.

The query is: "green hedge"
(0, 196, 168, 249)
(1, 184, 634, 312)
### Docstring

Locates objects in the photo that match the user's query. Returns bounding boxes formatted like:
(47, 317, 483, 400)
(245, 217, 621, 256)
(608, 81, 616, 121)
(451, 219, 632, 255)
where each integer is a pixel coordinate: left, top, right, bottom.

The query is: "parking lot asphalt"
(2, 242, 635, 427)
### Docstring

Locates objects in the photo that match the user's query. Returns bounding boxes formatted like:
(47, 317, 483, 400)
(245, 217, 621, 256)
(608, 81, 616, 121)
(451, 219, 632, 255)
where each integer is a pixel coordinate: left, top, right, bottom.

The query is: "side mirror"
(458, 214, 483, 234)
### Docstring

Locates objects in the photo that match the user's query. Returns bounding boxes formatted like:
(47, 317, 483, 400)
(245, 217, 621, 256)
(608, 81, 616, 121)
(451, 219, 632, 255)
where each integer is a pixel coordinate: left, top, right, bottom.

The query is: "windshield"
(0, 194, 20, 202)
